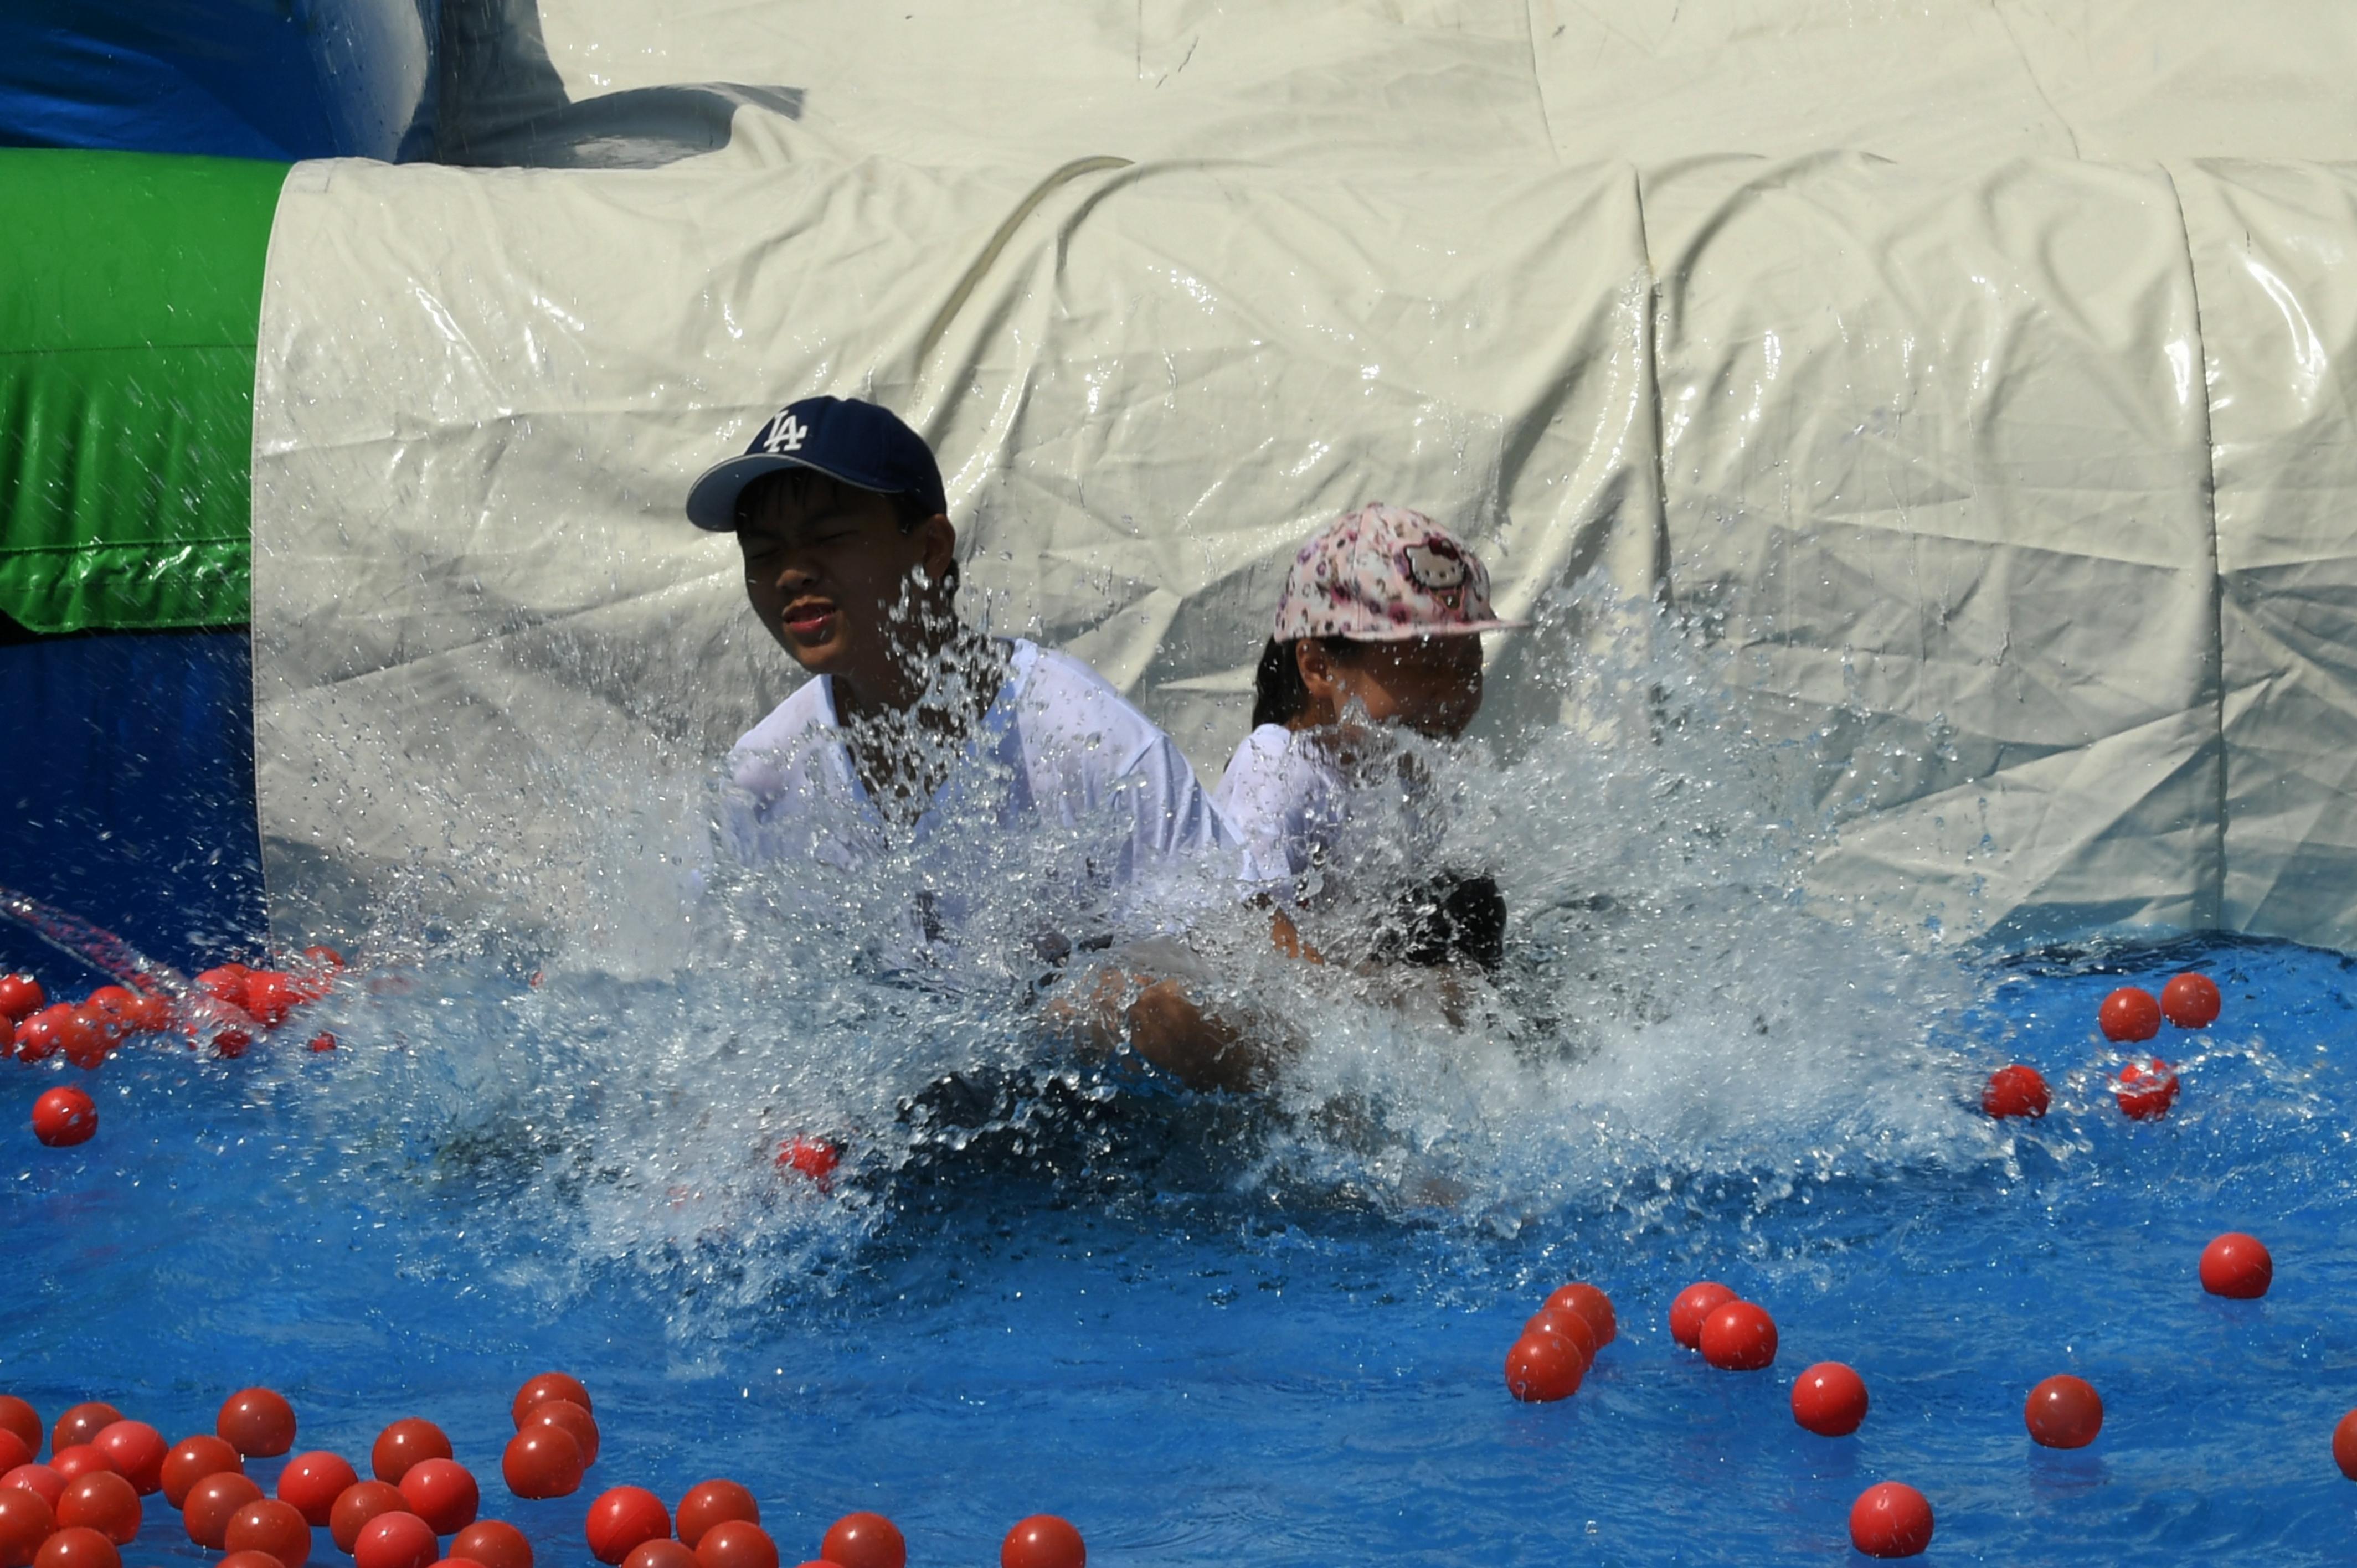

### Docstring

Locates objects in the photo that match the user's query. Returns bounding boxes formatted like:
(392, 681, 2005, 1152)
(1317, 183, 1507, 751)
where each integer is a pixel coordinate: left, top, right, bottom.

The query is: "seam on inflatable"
(1629, 164, 1674, 612)
(2158, 159, 2229, 932)
(249, 158, 303, 947)
(914, 155, 1136, 370)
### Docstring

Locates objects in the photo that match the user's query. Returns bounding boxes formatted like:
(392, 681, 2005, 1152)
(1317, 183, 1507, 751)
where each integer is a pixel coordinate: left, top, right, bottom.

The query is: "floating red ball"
(2115, 1059, 2180, 1121)
(2, 1469, 61, 1511)
(521, 1402, 597, 1467)
(47, 1450, 107, 1486)
(241, 973, 299, 1029)
(397, 1461, 478, 1537)
(999, 1515, 1084, 1568)
(2099, 987, 2162, 1043)
(1503, 1332, 1584, 1402)
(2200, 1232, 2272, 1299)
(1520, 1307, 1597, 1367)
(1699, 1301, 1778, 1371)
(225, 1497, 312, 1568)
(1982, 1064, 2050, 1120)
(17, 1008, 101, 1071)
(352, 1511, 439, 1568)
(0, 1436, 25, 1477)
(328, 1483, 406, 1554)
(56, 1471, 139, 1545)
(194, 967, 253, 1012)
(33, 1525, 118, 1568)
(370, 1421, 450, 1486)
(2161, 972, 2221, 1029)
(675, 1482, 756, 1550)
(499, 1429, 582, 1502)
(1848, 1482, 1933, 1558)
(183, 1473, 265, 1550)
(0, 976, 43, 1024)
(692, 1520, 776, 1568)
(819, 1513, 905, 1568)
(222, 1553, 292, 1568)
(620, 1543, 697, 1568)
(0, 1399, 38, 1457)
(448, 1520, 533, 1568)
(1669, 1282, 1736, 1350)
(1542, 1283, 1616, 1347)
(90, 1423, 163, 1496)
(2335, 1410, 2357, 1481)
(1790, 1361, 1870, 1437)
(2025, 1374, 2104, 1448)
(583, 1488, 670, 1566)
(0, 1484, 53, 1568)
(508, 1375, 592, 1428)
(276, 1453, 357, 1527)
(775, 1139, 840, 1186)
(217, 1390, 296, 1460)
(47, 1411, 114, 1458)
(161, 1436, 243, 1508)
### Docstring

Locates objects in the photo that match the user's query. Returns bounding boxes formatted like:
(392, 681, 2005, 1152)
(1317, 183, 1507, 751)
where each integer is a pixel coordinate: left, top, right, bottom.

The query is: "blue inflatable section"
(0, 0, 430, 161)
(0, 629, 268, 981)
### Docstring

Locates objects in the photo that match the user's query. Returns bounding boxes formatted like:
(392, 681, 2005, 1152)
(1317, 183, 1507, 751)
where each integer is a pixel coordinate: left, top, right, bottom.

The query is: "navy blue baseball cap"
(685, 395, 949, 531)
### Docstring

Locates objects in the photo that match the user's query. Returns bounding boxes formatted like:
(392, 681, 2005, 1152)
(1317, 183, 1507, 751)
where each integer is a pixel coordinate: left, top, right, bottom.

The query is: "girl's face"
(1297, 635, 1485, 740)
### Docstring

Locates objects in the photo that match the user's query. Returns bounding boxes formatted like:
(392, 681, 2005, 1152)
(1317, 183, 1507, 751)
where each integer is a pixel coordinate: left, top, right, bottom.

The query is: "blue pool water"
(7, 927, 2357, 1567)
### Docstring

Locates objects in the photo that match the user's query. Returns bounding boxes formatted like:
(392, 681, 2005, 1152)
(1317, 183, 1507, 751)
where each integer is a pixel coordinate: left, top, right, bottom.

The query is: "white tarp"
(252, 1, 2357, 952)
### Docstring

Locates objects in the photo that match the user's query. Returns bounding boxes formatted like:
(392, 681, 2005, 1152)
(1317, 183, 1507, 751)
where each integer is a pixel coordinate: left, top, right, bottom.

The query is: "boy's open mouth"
(781, 599, 837, 641)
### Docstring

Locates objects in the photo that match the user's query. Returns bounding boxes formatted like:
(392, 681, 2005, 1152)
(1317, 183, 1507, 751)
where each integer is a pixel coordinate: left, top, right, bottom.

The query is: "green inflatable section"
(0, 151, 284, 633)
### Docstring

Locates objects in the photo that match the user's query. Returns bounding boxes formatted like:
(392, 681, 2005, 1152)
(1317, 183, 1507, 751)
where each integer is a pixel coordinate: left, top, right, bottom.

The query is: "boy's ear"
(915, 513, 957, 587)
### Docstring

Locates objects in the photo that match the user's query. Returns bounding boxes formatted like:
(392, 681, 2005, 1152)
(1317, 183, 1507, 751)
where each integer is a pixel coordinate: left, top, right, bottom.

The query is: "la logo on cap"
(762, 410, 808, 454)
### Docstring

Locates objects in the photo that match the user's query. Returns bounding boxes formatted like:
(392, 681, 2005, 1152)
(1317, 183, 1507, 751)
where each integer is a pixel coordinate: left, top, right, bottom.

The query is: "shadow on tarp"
(0, 621, 266, 987)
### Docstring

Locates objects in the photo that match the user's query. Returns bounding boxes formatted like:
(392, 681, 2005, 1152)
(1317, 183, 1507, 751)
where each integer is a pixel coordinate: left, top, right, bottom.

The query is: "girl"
(1218, 503, 1524, 973)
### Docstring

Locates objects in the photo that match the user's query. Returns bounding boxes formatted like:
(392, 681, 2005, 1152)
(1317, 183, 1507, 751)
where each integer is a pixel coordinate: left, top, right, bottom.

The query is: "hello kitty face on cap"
(1268, 503, 1528, 643)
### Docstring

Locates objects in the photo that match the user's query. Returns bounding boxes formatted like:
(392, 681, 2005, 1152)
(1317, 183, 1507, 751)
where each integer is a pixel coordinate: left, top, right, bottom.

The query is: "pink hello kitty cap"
(1269, 503, 1529, 642)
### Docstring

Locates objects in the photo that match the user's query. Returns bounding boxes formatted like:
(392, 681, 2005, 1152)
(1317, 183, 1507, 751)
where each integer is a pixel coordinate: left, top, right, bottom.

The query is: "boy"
(687, 394, 1250, 1081)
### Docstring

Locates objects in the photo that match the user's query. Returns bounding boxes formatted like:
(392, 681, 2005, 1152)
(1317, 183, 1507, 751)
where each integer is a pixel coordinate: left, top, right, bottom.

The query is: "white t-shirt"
(720, 639, 1241, 963)
(1212, 723, 1447, 906)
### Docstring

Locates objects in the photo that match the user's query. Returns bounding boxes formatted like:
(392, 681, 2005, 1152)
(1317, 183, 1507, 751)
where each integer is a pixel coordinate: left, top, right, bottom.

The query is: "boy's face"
(1306, 634, 1485, 740)
(735, 474, 956, 692)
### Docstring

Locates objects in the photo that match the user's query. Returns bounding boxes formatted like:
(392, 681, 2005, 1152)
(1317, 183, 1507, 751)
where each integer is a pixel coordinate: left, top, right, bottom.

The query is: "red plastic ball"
(2115, 1059, 2180, 1121)
(397, 1461, 478, 1537)
(121, 991, 172, 1035)
(370, 1421, 450, 1486)
(47, 1450, 109, 1486)
(508, 1374, 593, 1427)
(499, 1429, 583, 1502)
(999, 1515, 1084, 1568)
(2200, 1232, 2272, 1299)
(161, 1435, 243, 1508)
(90, 1422, 164, 1495)
(0, 1484, 54, 1568)
(583, 1488, 670, 1566)
(1699, 1300, 1778, 1371)
(819, 1513, 905, 1568)
(276, 1453, 357, 1526)
(448, 1520, 533, 1568)
(0, 1398, 38, 1457)
(353, 1511, 439, 1568)
(1790, 1361, 1870, 1436)
(2334, 1410, 2357, 1481)
(56, 1471, 139, 1545)
(217, 1390, 297, 1459)
(1669, 1282, 1736, 1349)
(194, 967, 253, 1011)
(33, 1525, 118, 1568)
(621, 1543, 698, 1568)
(242, 973, 299, 1028)
(302, 947, 346, 973)
(0, 1436, 26, 1478)
(1520, 1307, 1598, 1366)
(776, 1138, 840, 1186)
(2099, 986, 2162, 1043)
(222, 1553, 292, 1568)
(2025, 1374, 2104, 1448)
(0, 976, 43, 1024)
(80, 989, 135, 1041)
(30, 1086, 97, 1148)
(2161, 972, 2221, 1029)
(18, 1008, 102, 1071)
(692, 1520, 776, 1568)
(522, 1401, 598, 1467)
(225, 1497, 313, 1568)
(328, 1482, 406, 1554)
(183, 1473, 266, 1550)
(48, 1410, 114, 1459)
(1982, 1064, 2050, 1120)
(675, 1481, 758, 1549)
(1848, 1482, 1934, 1558)
(1502, 1332, 1584, 1402)
(1542, 1283, 1616, 1347)
(306, 1033, 338, 1053)
(3, 1467, 64, 1509)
